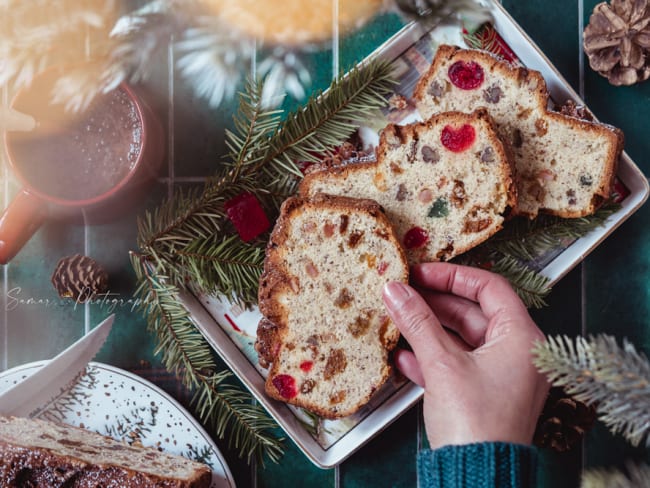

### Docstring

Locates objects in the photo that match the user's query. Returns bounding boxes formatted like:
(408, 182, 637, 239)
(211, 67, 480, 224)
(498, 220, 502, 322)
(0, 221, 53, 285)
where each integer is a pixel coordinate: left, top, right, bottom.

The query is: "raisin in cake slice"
(257, 194, 409, 419)
(0, 415, 212, 487)
(414, 44, 624, 218)
(300, 109, 516, 264)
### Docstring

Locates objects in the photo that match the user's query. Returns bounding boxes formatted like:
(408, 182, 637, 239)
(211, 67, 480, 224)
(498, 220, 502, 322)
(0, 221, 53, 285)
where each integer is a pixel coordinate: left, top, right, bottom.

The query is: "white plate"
(0, 361, 236, 488)
(182, 0, 649, 468)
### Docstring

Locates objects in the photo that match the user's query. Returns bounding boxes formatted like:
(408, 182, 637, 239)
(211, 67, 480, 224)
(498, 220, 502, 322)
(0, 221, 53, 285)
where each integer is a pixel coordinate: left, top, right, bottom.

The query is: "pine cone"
(533, 387, 598, 452)
(583, 0, 650, 86)
(51, 254, 109, 303)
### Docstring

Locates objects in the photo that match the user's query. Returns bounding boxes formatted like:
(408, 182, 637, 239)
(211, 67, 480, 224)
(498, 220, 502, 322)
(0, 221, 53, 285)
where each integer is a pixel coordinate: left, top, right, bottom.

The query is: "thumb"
(383, 281, 451, 367)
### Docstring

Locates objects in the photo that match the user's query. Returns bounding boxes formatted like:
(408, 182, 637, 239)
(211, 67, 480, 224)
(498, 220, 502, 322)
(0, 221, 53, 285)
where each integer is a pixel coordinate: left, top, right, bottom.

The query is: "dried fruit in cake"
(413, 44, 624, 218)
(256, 194, 408, 418)
(300, 109, 516, 264)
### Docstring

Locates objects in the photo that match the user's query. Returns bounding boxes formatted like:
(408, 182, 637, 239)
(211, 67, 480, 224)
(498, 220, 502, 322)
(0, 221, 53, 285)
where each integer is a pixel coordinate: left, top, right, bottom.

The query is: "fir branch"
(255, 60, 396, 179)
(130, 252, 284, 463)
(455, 201, 619, 308)
(137, 60, 396, 299)
(581, 462, 650, 488)
(178, 234, 266, 306)
(130, 63, 396, 464)
(491, 255, 551, 308)
(193, 375, 284, 465)
(533, 334, 650, 447)
(485, 202, 620, 262)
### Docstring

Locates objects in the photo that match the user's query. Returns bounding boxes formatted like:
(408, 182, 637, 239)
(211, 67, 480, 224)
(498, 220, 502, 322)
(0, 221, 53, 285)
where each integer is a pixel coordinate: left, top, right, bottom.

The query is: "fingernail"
(383, 281, 411, 306)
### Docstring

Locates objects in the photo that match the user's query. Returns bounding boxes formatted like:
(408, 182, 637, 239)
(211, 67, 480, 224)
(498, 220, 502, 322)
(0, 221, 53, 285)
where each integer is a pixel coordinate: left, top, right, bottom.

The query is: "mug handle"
(0, 189, 47, 264)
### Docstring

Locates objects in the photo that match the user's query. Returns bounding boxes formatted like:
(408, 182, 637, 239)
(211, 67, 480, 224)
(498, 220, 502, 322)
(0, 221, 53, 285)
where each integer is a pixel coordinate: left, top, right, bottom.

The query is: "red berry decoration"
(448, 60, 485, 90)
(403, 227, 429, 249)
(441, 124, 476, 153)
(224, 192, 270, 242)
(271, 374, 298, 399)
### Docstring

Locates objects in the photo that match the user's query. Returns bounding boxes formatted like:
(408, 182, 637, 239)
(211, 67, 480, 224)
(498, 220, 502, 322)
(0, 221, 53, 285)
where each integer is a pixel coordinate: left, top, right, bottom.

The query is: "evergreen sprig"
(132, 61, 397, 464)
(485, 201, 620, 262)
(130, 253, 284, 464)
(491, 256, 551, 308)
(456, 202, 620, 308)
(533, 334, 650, 447)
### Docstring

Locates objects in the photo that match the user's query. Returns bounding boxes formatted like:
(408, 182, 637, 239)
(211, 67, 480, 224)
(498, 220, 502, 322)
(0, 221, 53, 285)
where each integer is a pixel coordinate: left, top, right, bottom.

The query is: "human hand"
(383, 262, 549, 449)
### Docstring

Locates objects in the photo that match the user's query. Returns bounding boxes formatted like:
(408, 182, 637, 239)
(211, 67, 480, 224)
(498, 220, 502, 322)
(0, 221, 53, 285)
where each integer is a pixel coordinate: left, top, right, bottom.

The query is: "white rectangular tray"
(182, 0, 649, 468)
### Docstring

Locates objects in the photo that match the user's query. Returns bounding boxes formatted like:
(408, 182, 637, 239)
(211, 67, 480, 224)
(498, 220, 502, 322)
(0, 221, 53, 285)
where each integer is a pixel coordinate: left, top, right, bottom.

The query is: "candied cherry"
(403, 227, 429, 249)
(272, 374, 298, 399)
(300, 361, 314, 373)
(441, 124, 476, 153)
(448, 61, 485, 90)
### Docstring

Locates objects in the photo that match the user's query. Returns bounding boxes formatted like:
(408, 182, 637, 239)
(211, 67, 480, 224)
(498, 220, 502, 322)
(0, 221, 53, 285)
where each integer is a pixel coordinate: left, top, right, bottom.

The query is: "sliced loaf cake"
(257, 194, 409, 418)
(413, 44, 624, 218)
(0, 415, 212, 487)
(300, 109, 516, 264)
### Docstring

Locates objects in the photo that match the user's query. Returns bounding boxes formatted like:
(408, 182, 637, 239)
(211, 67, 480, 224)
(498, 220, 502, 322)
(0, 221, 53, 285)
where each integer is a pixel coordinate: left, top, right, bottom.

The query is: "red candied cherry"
(272, 374, 298, 399)
(448, 61, 485, 90)
(300, 361, 314, 373)
(403, 227, 429, 249)
(224, 192, 270, 242)
(441, 124, 476, 153)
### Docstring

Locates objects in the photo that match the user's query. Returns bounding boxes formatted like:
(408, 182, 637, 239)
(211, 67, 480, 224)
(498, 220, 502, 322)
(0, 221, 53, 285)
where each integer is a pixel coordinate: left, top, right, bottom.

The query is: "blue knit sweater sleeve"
(418, 442, 537, 488)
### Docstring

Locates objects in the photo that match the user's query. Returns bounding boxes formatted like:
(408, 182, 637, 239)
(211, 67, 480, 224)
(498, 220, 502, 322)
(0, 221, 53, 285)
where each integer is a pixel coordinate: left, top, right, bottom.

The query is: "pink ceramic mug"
(0, 69, 164, 264)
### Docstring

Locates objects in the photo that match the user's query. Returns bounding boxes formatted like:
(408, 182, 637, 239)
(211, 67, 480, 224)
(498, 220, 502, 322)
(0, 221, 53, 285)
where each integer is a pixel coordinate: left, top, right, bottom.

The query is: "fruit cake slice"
(413, 44, 624, 218)
(256, 194, 409, 418)
(300, 109, 516, 264)
(0, 415, 212, 487)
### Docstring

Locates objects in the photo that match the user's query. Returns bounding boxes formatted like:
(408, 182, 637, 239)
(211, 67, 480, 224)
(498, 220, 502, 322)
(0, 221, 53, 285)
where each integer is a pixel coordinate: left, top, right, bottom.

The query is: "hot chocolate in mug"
(0, 68, 164, 264)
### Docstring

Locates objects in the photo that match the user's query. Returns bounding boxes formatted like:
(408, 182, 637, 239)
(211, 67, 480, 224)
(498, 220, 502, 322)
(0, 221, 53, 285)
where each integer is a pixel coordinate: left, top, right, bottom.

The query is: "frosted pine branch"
(533, 334, 650, 447)
(581, 462, 650, 488)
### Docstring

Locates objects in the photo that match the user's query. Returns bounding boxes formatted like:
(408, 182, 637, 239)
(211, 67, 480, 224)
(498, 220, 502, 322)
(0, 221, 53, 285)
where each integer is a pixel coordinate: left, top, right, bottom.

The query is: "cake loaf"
(0, 415, 212, 488)
(300, 109, 516, 264)
(256, 194, 409, 418)
(414, 44, 624, 218)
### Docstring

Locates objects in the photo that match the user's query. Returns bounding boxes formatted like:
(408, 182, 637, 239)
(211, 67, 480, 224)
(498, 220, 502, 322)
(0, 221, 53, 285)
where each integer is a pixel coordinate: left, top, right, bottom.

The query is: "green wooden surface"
(1, 1, 649, 486)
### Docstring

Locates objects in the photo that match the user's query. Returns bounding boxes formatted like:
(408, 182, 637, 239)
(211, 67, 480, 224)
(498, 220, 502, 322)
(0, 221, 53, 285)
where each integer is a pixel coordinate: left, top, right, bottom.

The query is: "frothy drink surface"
(9, 88, 142, 201)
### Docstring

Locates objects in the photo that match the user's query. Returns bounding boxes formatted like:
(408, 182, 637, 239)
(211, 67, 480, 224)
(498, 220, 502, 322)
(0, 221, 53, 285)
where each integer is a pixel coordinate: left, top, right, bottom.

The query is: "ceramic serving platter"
(0, 361, 236, 487)
(181, 0, 649, 468)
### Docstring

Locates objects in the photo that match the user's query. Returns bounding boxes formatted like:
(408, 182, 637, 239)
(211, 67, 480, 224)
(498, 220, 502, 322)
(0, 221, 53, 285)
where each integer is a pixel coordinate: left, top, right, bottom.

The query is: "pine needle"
(485, 201, 620, 262)
(455, 201, 618, 308)
(533, 334, 650, 447)
(491, 255, 551, 308)
(130, 252, 284, 463)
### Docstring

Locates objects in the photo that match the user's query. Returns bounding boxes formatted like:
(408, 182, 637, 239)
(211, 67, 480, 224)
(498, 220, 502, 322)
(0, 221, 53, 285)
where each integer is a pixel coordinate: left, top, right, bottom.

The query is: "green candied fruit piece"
(428, 198, 449, 218)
